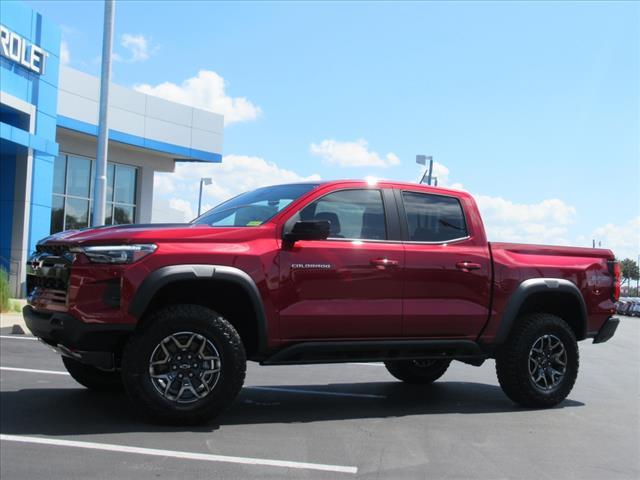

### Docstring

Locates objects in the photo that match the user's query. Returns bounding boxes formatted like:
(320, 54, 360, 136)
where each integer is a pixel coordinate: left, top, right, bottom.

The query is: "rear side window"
(402, 191, 468, 242)
(299, 189, 387, 240)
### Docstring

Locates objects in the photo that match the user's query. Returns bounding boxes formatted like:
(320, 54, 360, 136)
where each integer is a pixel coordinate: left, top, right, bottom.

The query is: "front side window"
(402, 191, 468, 242)
(298, 189, 387, 240)
(194, 183, 320, 227)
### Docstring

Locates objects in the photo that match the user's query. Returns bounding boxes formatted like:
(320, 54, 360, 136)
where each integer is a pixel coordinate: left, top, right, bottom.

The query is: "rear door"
(396, 189, 491, 339)
(278, 187, 405, 340)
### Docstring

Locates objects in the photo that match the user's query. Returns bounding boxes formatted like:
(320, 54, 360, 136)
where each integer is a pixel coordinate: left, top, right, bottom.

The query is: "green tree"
(0, 268, 10, 312)
(620, 258, 639, 288)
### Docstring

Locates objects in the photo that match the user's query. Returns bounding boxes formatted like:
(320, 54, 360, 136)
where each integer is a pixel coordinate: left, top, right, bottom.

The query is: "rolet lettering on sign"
(0, 25, 48, 75)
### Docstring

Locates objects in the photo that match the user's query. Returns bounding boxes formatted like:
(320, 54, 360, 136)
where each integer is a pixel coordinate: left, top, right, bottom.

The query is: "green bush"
(0, 268, 10, 313)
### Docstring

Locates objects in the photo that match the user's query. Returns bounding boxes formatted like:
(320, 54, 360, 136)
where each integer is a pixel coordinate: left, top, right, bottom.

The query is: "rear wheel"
(495, 313, 579, 408)
(62, 356, 123, 392)
(384, 359, 451, 384)
(121, 304, 246, 424)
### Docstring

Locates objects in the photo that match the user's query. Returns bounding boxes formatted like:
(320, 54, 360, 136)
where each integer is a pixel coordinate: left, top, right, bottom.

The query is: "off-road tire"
(62, 356, 123, 392)
(384, 359, 451, 384)
(121, 304, 246, 424)
(495, 313, 579, 408)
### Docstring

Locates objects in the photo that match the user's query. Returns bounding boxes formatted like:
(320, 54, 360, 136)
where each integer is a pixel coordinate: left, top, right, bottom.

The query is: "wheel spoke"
(529, 333, 567, 391)
(148, 331, 222, 404)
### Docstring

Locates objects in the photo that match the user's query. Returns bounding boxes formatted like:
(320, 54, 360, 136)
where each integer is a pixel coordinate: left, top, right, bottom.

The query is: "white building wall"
(57, 67, 224, 155)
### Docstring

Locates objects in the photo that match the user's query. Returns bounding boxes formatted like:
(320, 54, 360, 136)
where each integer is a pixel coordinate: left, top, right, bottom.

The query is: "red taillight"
(611, 261, 621, 301)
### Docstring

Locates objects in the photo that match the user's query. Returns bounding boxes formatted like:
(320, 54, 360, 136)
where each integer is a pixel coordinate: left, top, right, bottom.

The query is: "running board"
(261, 339, 486, 366)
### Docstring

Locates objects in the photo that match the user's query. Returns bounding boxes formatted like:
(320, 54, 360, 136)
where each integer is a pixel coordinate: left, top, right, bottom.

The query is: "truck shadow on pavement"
(0, 381, 584, 436)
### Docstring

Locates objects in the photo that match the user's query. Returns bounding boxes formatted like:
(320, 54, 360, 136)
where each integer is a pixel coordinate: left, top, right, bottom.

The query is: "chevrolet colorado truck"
(23, 180, 620, 424)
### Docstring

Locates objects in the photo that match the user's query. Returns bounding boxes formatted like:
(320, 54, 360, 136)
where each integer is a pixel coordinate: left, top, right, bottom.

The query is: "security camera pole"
(198, 177, 212, 216)
(92, 0, 115, 226)
(416, 155, 434, 185)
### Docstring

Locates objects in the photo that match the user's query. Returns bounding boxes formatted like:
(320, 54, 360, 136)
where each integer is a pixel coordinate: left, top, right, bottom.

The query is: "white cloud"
(60, 40, 70, 65)
(151, 155, 320, 223)
(153, 175, 175, 195)
(113, 34, 152, 63)
(586, 217, 640, 259)
(168, 198, 194, 222)
(310, 139, 401, 168)
(475, 195, 577, 245)
(151, 198, 191, 223)
(135, 71, 261, 125)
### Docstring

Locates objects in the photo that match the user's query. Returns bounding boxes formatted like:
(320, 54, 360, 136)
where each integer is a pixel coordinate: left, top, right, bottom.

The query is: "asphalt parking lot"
(1, 317, 638, 480)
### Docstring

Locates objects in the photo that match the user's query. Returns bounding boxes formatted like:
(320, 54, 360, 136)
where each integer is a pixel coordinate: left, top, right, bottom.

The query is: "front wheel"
(384, 359, 451, 384)
(121, 305, 246, 424)
(495, 313, 579, 408)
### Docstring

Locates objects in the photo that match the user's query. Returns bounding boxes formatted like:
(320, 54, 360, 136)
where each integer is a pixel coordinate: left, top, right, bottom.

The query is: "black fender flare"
(128, 264, 269, 354)
(493, 278, 588, 344)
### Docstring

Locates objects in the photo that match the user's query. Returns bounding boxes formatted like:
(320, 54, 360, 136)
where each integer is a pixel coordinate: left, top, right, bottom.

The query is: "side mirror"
(283, 220, 331, 243)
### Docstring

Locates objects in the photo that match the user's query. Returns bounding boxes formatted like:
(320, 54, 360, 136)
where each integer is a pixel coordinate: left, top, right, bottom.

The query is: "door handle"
(370, 258, 399, 267)
(456, 261, 482, 272)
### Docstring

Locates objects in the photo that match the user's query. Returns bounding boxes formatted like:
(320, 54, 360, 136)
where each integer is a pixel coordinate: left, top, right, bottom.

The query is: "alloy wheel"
(149, 332, 221, 403)
(528, 334, 567, 392)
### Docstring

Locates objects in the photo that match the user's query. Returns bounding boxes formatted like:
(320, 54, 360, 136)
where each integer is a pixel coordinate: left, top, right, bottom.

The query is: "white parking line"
(347, 362, 383, 367)
(0, 366, 387, 399)
(0, 434, 358, 474)
(247, 386, 386, 399)
(0, 335, 37, 340)
(0, 366, 69, 375)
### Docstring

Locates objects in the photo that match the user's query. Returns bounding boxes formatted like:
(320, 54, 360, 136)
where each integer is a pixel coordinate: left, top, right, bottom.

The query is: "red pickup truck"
(24, 180, 620, 424)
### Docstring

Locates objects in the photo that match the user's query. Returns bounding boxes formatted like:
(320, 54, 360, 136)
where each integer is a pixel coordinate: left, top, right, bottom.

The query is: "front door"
(278, 188, 404, 340)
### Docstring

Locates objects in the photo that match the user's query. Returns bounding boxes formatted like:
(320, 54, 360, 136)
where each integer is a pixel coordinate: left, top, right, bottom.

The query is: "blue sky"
(28, 0, 640, 258)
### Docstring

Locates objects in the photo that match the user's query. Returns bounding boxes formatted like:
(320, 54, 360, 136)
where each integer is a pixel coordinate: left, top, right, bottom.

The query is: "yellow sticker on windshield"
(246, 220, 262, 226)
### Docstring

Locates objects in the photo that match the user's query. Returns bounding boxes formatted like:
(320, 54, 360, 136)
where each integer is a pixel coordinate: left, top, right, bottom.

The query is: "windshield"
(192, 183, 320, 227)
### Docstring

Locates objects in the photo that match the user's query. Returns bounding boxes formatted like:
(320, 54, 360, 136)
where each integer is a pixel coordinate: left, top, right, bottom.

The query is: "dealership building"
(1, 2, 224, 296)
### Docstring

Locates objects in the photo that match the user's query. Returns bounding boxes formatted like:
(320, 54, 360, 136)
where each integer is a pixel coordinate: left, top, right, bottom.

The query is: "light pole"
(198, 177, 212, 216)
(92, 0, 115, 226)
(416, 155, 434, 185)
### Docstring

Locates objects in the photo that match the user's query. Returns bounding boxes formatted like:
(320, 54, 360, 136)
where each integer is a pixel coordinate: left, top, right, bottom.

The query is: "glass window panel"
(196, 183, 318, 227)
(65, 198, 90, 230)
(114, 165, 137, 204)
(402, 192, 468, 242)
(53, 156, 66, 194)
(105, 202, 114, 225)
(50, 195, 65, 233)
(106, 163, 115, 202)
(113, 205, 134, 225)
(66, 156, 92, 198)
(300, 189, 387, 240)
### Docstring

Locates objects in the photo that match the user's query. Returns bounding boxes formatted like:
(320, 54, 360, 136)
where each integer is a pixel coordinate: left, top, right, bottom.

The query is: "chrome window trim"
(320, 235, 471, 245)
(401, 235, 471, 245)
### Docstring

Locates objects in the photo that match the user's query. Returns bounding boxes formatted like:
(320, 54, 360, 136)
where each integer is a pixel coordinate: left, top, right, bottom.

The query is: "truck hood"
(37, 223, 271, 246)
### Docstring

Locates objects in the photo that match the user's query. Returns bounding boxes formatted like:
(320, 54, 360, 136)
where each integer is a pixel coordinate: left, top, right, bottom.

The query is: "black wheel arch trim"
(128, 264, 269, 355)
(492, 278, 588, 344)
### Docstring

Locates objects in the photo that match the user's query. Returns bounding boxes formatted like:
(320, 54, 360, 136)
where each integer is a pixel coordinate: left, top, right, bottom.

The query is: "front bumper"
(23, 305, 135, 369)
(593, 317, 619, 344)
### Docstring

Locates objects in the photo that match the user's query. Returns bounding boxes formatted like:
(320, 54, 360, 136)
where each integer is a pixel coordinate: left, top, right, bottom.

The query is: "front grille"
(36, 244, 70, 256)
(26, 248, 73, 311)
(27, 275, 68, 291)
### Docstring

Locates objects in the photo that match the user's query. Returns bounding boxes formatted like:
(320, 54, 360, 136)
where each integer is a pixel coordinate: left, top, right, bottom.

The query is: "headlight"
(70, 244, 157, 264)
